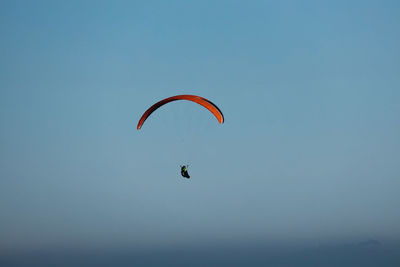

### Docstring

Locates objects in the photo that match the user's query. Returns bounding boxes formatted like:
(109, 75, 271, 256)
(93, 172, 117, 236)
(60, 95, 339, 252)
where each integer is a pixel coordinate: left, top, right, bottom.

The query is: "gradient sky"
(1, 0, 400, 253)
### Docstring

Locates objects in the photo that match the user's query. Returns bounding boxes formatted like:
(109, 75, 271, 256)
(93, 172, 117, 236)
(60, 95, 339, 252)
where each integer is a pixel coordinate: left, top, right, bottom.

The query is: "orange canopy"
(137, 95, 224, 130)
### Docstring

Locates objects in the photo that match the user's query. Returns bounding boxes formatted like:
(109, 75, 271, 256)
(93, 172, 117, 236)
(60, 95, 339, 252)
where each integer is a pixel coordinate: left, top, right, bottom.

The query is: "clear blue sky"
(1, 0, 400, 256)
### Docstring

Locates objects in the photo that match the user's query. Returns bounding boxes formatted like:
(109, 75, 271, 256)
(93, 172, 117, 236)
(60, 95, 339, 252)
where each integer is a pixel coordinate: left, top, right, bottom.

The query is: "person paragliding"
(137, 95, 224, 180)
(180, 165, 190, 179)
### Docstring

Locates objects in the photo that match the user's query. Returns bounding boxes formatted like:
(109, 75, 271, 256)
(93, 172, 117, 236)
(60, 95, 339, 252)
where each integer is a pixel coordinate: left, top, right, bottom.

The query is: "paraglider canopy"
(137, 95, 224, 130)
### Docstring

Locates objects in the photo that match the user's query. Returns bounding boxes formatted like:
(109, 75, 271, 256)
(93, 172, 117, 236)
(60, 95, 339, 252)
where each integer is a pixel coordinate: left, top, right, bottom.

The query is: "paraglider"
(180, 165, 190, 179)
(137, 94, 224, 179)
